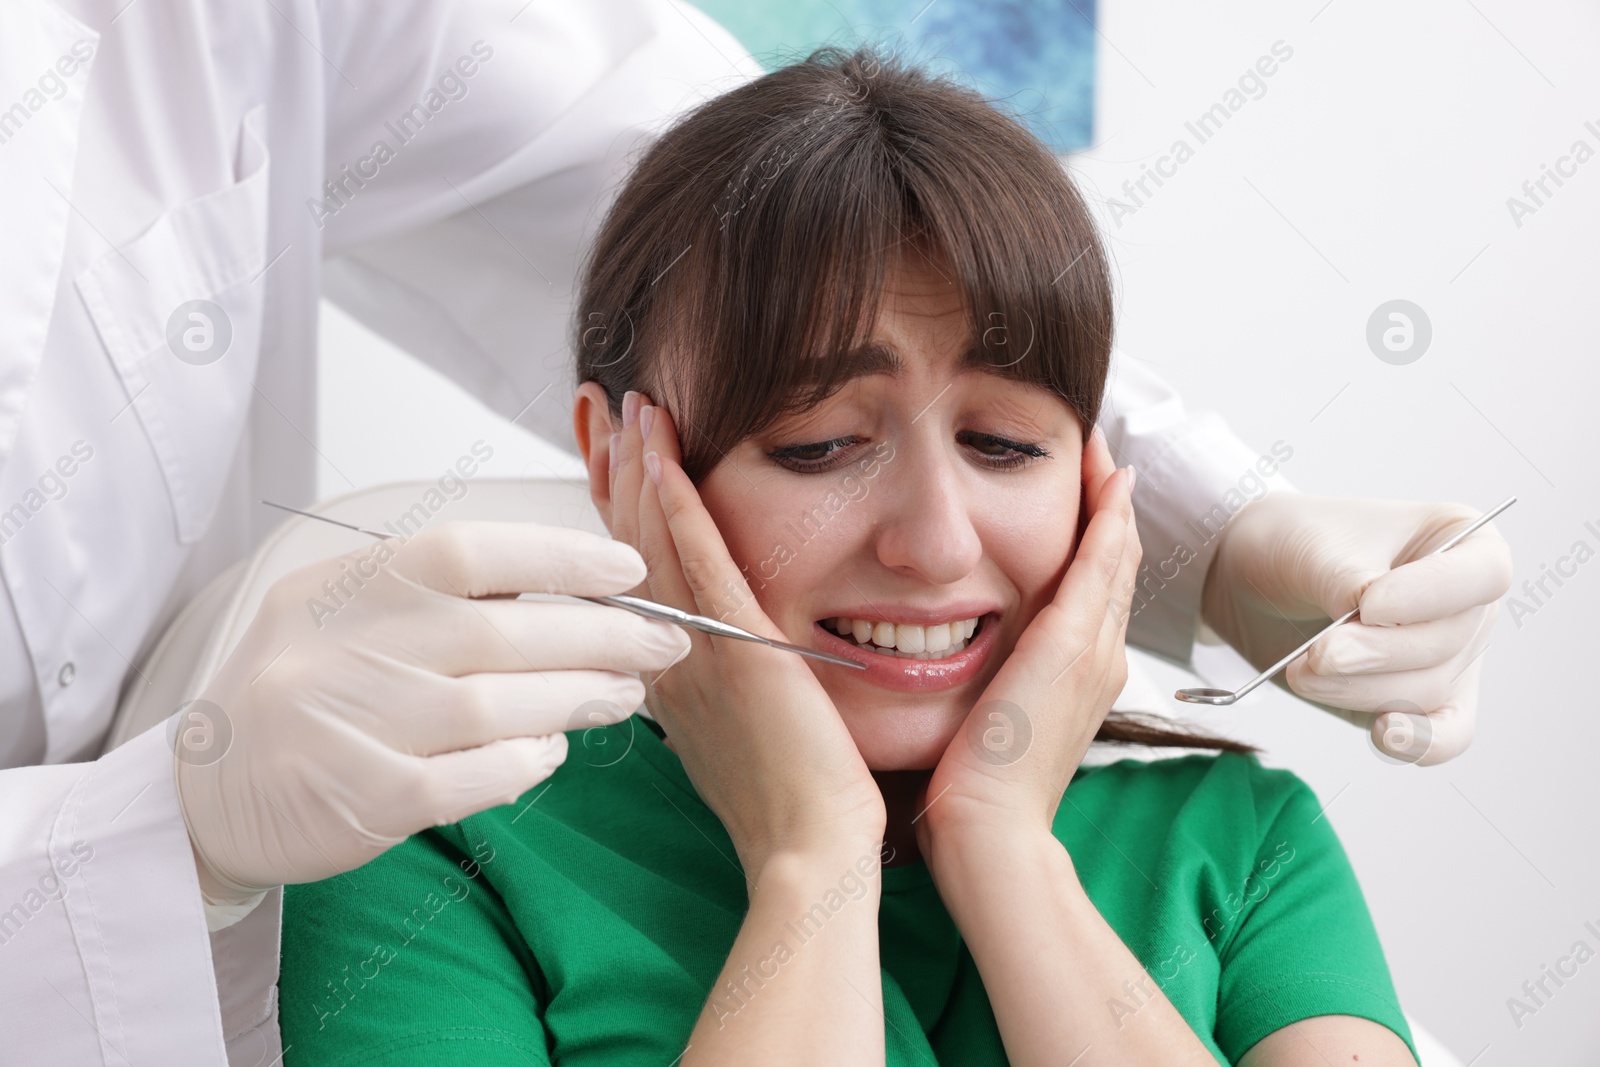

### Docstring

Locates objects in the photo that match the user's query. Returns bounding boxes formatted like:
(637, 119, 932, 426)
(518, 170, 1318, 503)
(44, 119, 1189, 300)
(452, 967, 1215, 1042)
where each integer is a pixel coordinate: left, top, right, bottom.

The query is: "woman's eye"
(953, 428, 1056, 470)
(767, 436, 857, 470)
(766, 432, 1049, 472)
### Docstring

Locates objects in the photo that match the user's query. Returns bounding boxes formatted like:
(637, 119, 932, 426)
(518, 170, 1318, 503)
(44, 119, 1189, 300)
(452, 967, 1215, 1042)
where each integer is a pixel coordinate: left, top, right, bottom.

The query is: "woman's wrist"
(922, 817, 1077, 915)
(924, 818, 1218, 1066)
(916, 791, 1055, 864)
(754, 835, 891, 890)
(734, 793, 887, 885)
(746, 840, 891, 933)
(690, 833, 888, 1064)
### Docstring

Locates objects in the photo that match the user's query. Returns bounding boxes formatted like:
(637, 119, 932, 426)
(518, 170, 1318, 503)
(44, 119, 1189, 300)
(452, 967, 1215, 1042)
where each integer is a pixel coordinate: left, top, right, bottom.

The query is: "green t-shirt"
(279, 714, 1415, 1065)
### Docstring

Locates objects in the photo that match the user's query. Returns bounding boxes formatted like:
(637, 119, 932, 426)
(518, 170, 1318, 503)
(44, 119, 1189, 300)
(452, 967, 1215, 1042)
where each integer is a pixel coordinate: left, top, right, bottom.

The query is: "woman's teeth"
(822, 616, 981, 660)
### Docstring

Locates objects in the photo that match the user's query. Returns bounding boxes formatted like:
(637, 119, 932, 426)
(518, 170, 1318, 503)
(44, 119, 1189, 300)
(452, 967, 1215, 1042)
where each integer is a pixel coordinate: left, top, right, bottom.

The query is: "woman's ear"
(572, 381, 619, 531)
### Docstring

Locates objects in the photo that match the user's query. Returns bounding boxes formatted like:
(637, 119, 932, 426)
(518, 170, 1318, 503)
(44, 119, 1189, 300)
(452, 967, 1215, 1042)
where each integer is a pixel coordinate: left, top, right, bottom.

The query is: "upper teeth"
(824, 616, 980, 654)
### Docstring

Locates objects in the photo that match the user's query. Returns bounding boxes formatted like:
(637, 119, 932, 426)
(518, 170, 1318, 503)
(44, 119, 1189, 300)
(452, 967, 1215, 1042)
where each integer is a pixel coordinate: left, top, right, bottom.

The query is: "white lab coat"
(0, 0, 1292, 1062)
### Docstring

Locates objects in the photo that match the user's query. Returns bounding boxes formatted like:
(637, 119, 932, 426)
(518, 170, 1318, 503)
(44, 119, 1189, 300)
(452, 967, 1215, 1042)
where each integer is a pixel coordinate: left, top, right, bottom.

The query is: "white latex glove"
(176, 522, 692, 913)
(1200, 493, 1513, 765)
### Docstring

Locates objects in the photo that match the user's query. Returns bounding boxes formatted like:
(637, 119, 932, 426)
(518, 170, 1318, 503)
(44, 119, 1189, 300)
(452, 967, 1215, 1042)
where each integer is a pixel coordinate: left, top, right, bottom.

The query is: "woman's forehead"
(770, 355, 1069, 428)
(875, 285, 969, 341)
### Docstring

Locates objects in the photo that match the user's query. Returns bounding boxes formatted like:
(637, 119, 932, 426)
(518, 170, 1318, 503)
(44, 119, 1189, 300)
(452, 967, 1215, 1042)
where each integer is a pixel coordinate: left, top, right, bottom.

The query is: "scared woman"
(278, 46, 1418, 1067)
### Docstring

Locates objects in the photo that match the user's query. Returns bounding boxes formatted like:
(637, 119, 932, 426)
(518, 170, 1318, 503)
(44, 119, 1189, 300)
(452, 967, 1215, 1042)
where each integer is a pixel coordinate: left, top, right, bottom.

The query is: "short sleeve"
(279, 828, 550, 1066)
(1210, 768, 1417, 1065)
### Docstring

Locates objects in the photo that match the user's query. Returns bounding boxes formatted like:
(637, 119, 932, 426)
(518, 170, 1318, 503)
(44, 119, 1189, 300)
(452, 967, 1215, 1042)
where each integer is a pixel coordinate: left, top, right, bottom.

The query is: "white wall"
(318, 1, 1600, 1061)
(1072, 2, 1599, 1064)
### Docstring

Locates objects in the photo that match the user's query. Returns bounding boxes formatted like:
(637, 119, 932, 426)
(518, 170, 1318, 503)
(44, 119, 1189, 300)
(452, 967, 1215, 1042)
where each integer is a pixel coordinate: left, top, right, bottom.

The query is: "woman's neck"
(873, 769, 934, 868)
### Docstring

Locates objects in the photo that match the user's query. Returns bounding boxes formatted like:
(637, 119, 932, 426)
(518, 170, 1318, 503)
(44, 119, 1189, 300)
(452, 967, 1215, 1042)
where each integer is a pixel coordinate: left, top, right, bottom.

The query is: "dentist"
(0, 0, 1512, 1064)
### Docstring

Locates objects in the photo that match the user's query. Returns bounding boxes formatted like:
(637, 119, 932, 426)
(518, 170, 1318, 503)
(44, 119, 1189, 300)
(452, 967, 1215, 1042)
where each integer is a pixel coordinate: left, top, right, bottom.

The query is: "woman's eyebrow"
(798, 338, 999, 387)
(796, 340, 903, 386)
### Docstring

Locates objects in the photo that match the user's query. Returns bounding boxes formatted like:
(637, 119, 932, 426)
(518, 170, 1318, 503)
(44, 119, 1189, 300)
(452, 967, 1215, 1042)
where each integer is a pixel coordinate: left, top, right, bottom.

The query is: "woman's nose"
(869, 445, 983, 584)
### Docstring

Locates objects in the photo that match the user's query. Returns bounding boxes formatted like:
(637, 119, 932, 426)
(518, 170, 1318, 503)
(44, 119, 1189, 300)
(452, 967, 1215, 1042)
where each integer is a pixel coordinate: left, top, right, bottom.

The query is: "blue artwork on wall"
(688, 0, 1097, 154)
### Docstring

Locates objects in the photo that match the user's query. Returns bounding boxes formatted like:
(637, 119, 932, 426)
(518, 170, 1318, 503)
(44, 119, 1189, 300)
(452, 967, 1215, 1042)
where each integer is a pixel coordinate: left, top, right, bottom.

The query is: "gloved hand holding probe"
(1201, 493, 1514, 765)
(175, 522, 692, 917)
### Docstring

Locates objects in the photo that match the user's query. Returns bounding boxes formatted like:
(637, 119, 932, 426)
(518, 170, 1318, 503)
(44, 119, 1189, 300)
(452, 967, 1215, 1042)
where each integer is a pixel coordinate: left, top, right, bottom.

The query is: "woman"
(278, 46, 1418, 1065)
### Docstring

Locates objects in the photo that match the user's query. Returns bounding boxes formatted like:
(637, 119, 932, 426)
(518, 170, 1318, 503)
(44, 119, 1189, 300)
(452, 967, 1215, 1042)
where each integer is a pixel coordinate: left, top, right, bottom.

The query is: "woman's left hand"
(913, 426, 1140, 859)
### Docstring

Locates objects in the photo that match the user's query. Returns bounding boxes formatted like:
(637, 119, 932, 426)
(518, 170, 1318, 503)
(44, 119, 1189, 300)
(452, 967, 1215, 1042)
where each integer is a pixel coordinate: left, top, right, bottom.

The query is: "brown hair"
(574, 45, 1255, 756)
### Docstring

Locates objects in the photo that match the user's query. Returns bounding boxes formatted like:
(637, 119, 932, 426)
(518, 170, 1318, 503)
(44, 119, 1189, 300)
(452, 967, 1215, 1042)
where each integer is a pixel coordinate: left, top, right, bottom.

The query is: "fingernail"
(639, 405, 656, 438)
(645, 450, 662, 487)
(1127, 465, 1138, 491)
(623, 391, 640, 428)
(608, 433, 621, 472)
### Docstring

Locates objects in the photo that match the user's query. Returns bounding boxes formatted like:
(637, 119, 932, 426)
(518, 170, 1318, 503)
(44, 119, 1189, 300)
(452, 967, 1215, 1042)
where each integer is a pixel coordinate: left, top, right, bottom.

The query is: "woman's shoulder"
(1058, 750, 1334, 887)
(1072, 749, 1319, 820)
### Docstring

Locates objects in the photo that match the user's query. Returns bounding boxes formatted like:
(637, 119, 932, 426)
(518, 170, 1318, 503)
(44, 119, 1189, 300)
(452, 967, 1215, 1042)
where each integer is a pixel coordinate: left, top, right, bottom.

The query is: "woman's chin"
(842, 704, 965, 772)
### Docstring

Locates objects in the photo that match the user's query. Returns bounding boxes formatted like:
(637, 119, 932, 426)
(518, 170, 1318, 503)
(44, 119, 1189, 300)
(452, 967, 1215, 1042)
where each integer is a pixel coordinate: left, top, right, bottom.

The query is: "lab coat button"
(57, 662, 75, 687)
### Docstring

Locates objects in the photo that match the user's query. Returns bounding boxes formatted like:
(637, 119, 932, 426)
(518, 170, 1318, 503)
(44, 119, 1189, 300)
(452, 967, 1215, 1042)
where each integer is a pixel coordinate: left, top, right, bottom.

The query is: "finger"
(1284, 629, 1487, 714)
(634, 401, 703, 623)
(639, 400, 685, 467)
(975, 467, 1138, 761)
(1306, 603, 1491, 676)
(387, 596, 691, 677)
(385, 521, 646, 599)
(632, 400, 739, 672)
(645, 432, 783, 643)
(1096, 469, 1142, 702)
(1086, 471, 1143, 722)
(608, 430, 621, 522)
(385, 669, 643, 756)
(1009, 466, 1134, 693)
(634, 450, 721, 680)
(1074, 428, 1113, 545)
(1351, 648, 1481, 766)
(409, 733, 571, 826)
(1369, 703, 1473, 766)
(1105, 471, 1144, 641)
(608, 390, 655, 575)
(1358, 522, 1514, 626)
(1082, 425, 1119, 515)
(1062, 466, 1136, 633)
(1396, 661, 1479, 767)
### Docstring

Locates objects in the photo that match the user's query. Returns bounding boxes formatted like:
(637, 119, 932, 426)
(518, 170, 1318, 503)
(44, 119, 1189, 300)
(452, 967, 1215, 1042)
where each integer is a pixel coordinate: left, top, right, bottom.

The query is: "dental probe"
(261, 499, 391, 538)
(573, 593, 868, 670)
(259, 500, 868, 670)
(1173, 495, 1516, 706)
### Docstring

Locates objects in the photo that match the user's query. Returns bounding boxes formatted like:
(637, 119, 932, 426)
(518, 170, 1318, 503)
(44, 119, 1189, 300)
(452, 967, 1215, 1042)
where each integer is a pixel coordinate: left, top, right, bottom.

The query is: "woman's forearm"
(927, 822, 1216, 1067)
(683, 840, 888, 1066)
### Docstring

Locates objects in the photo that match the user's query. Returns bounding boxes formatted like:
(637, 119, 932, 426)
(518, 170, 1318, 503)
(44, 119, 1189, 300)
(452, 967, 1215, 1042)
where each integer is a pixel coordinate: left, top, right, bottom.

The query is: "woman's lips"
(810, 614, 1000, 692)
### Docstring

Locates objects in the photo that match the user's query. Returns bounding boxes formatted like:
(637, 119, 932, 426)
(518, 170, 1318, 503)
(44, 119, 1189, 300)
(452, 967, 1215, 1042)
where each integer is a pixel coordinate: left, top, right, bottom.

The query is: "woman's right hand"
(609, 391, 885, 878)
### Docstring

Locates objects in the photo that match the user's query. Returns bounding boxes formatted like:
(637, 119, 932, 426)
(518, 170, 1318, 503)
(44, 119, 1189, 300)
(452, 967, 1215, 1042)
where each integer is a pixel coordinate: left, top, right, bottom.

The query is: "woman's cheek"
(989, 504, 1076, 596)
(706, 514, 810, 636)
(698, 481, 773, 603)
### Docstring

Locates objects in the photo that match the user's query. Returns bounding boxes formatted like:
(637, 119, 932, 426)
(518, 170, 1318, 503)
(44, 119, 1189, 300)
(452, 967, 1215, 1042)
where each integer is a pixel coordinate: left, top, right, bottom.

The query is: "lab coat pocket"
(75, 104, 271, 544)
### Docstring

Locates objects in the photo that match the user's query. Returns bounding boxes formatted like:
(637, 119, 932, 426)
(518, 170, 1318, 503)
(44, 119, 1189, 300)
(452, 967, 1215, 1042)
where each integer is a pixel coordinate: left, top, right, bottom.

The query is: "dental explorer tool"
(573, 593, 868, 670)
